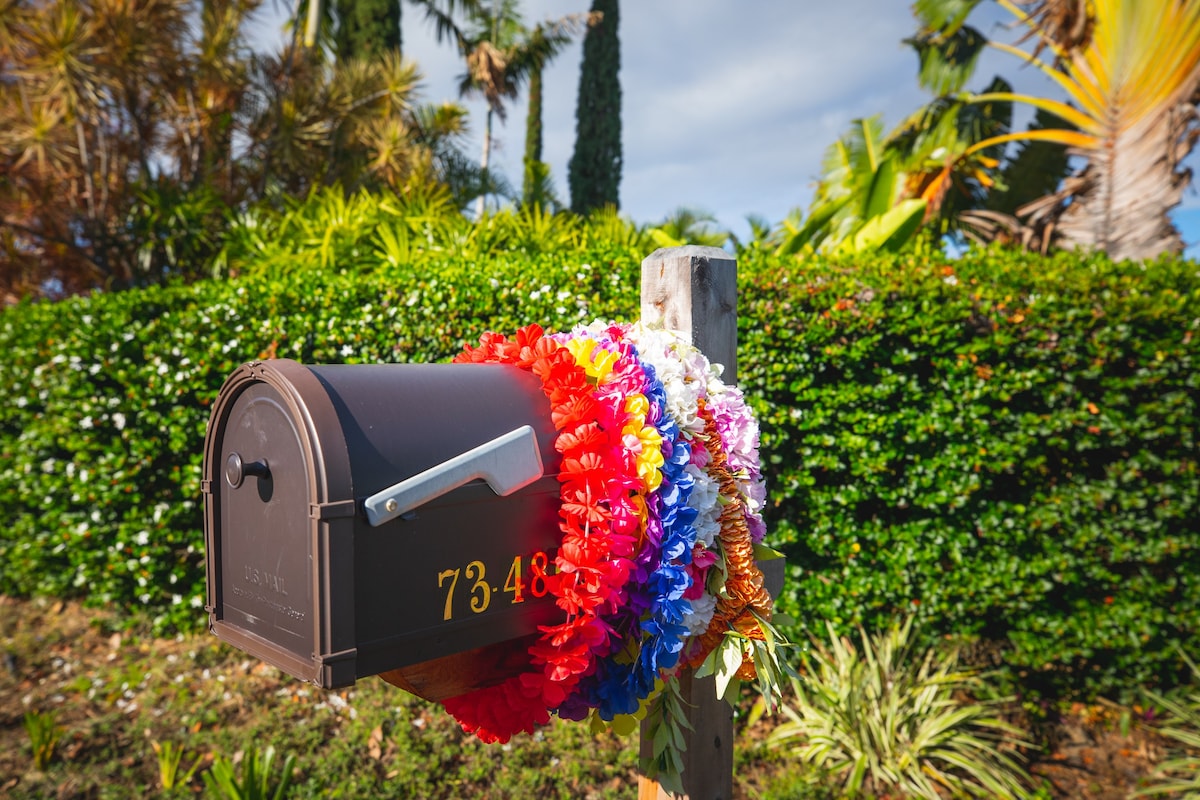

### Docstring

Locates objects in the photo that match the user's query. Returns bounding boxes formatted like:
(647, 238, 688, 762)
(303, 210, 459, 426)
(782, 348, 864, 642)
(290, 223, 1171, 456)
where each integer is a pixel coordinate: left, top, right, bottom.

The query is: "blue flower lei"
(555, 355, 700, 721)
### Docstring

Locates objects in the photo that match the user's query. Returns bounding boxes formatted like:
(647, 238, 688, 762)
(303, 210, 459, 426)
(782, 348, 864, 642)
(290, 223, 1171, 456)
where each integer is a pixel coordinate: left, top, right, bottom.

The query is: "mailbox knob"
(225, 452, 270, 489)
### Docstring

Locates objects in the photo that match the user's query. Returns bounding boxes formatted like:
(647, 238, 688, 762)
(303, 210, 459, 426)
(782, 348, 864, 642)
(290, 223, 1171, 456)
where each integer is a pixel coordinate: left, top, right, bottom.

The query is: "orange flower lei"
(684, 400, 774, 677)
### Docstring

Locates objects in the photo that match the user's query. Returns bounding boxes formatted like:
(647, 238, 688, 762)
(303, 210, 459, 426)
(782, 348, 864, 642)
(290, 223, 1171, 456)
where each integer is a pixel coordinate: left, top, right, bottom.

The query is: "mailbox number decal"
(437, 551, 554, 621)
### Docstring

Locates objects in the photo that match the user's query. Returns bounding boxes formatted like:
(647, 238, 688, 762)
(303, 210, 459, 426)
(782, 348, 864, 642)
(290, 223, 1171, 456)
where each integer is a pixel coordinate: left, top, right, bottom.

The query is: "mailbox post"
(638, 245, 737, 800)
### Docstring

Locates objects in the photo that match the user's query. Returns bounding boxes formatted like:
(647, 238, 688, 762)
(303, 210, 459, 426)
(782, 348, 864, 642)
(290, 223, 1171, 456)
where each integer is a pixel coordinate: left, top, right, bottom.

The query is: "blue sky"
(252, 0, 1200, 259)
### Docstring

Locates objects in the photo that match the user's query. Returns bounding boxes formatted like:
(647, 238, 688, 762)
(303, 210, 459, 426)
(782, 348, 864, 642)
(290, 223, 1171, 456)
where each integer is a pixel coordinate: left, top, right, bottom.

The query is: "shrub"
(1, 222, 1197, 702)
(0, 244, 640, 633)
(738, 249, 1200, 700)
(768, 618, 1032, 799)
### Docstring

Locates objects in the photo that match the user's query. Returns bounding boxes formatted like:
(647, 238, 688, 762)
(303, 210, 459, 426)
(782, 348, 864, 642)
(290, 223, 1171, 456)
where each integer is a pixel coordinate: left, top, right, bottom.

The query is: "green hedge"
(738, 249, 1200, 699)
(2, 241, 1197, 701)
(0, 246, 641, 634)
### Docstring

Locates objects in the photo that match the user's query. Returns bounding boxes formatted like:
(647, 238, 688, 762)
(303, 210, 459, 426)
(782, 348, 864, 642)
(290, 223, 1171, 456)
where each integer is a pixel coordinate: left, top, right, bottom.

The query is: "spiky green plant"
(203, 745, 296, 800)
(152, 739, 205, 792)
(768, 618, 1032, 799)
(23, 710, 62, 771)
(1134, 654, 1200, 798)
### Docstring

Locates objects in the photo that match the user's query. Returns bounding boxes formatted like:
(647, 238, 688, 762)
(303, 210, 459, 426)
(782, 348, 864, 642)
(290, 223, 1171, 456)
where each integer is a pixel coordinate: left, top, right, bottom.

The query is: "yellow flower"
(565, 337, 618, 382)
(624, 394, 650, 418)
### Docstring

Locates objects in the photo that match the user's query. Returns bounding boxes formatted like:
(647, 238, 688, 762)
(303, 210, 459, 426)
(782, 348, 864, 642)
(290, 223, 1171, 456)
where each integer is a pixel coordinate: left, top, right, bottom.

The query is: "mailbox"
(202, 359, 565, 693)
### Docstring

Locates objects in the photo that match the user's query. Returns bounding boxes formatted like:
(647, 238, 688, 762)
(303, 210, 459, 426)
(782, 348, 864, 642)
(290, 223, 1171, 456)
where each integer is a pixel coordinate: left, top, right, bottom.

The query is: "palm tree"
(522, 19, 593, 209)
(647, 207, 729, 249)
(0, 0, 469, 297)
(916, 0, 1200, 260)
(421, 1, 587, 215)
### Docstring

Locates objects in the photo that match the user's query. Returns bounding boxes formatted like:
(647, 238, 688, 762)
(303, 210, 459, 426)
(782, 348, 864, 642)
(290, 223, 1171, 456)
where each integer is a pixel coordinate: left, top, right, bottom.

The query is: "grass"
(0, 596, 1186, 799)
(0, 597, 643, 798)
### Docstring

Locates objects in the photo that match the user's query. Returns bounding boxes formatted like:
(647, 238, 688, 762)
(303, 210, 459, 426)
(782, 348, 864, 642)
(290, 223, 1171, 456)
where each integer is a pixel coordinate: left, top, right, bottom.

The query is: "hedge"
(0, 246, 641, 634)
(738, 249, 1200, 699)
(1, 242, 1197, 701)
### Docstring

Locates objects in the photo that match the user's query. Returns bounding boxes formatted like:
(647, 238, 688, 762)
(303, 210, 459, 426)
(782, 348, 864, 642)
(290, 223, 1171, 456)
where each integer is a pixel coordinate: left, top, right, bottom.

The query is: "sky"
(250, 0, 1200, 259)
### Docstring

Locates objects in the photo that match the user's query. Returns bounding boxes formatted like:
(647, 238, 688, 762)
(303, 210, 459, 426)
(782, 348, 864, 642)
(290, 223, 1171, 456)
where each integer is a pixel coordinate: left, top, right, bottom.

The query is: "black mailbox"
(202, 359, 564, 691)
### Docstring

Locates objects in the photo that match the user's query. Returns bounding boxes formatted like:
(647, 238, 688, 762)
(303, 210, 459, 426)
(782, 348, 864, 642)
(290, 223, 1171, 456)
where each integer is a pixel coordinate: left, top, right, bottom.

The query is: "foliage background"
(1, 204, 1197, 703)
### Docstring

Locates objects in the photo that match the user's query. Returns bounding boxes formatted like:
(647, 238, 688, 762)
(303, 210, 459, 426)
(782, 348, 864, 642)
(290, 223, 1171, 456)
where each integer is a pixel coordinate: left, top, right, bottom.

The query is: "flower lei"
(439, 321, 787, 773)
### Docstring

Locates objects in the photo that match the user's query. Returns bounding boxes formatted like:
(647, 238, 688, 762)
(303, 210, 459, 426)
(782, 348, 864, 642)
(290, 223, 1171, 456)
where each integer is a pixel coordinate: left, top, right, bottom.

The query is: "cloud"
(252, 0, 1200, 251)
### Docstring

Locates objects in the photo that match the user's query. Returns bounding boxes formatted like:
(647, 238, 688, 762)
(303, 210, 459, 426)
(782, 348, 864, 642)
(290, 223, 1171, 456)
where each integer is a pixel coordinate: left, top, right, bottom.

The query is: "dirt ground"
(0, 595, 1180, 799)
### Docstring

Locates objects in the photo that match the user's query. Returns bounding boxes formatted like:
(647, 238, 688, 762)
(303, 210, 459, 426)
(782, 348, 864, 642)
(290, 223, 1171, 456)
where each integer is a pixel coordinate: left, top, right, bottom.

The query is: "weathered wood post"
(638, 245, 737, 800)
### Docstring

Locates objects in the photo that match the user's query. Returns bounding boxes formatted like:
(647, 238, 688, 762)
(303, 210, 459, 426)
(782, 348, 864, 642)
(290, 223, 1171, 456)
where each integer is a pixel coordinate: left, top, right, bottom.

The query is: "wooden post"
(638, 245, 737, 800)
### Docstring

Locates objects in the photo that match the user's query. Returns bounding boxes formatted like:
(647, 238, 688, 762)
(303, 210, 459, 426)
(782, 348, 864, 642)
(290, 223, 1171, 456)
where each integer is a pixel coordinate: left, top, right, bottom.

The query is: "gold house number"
(436, 551, 553, 621)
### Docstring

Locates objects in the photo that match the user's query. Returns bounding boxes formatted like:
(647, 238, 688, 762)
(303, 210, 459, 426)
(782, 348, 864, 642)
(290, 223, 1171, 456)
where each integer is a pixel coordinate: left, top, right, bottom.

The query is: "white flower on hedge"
(139, 593, 151, 604)
(41, 458, 56, 473)
(133, 530, 150, 547)
(80, 416, 93, 429)
(112, 412, 126, 430)
(340, 344, 353, 357)
(190, 595, 203, 608)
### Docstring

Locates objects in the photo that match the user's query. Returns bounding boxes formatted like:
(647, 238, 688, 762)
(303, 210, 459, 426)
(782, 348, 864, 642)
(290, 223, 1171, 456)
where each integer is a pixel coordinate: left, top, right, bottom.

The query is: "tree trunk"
(1054, 102, 1193, 261)
(476, 108, 493, 217)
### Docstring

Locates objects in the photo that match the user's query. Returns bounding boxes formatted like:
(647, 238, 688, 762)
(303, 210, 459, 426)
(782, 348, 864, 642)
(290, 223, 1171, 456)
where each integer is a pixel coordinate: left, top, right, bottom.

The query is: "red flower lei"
(441, 324, 643, 742)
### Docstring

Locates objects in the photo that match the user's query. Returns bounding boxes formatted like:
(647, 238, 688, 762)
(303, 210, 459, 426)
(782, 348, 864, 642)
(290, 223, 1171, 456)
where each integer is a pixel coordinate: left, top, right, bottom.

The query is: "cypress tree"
(522, 24, 549, 207)
(568, 0, 621, 215)
(524, 25, 547, 166)
(335, 0, 402, 61)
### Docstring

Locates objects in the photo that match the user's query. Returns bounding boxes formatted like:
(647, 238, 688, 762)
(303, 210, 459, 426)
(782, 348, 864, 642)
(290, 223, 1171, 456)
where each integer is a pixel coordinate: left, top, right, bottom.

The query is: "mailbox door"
(203, 360, 356, 688)
(216, 383, 314, 654)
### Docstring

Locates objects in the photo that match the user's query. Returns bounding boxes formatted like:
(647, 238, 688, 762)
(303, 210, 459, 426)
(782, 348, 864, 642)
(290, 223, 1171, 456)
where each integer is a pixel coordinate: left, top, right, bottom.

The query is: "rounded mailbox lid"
(218, 381, 313, 652)
(203, 360, 354, 685)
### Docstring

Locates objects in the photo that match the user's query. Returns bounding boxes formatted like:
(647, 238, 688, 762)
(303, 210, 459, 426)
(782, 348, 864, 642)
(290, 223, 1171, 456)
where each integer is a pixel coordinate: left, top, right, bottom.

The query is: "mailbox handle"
(363, 425, 544, 527)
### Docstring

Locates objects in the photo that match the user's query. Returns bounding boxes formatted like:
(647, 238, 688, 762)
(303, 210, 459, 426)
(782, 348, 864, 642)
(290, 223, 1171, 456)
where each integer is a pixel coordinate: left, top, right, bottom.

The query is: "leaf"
(714, 637, 744, 700)
(610, 713, 638, 736)
(846, 198, 928, 254)
(907, 24, 988, 95)
(861, 156, 900, 222)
